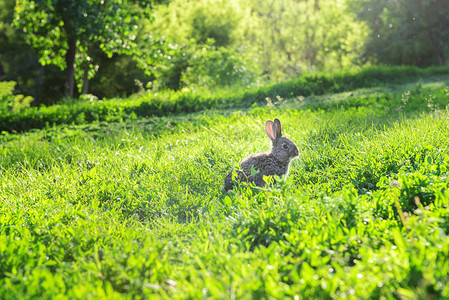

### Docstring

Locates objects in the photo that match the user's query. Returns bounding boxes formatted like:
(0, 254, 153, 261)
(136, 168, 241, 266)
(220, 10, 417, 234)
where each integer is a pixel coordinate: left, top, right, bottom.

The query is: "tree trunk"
(428, 31, 445, 66)
(82, 63, 89, 95)
(36, 64, 44, 105)
(0, 59, 5, 78)
(64, 37, 76, 98)
(434, 48, 445, 66)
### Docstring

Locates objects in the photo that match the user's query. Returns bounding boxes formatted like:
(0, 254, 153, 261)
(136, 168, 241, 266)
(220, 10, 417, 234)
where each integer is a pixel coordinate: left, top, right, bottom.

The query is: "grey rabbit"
(224, 118, 299, 191)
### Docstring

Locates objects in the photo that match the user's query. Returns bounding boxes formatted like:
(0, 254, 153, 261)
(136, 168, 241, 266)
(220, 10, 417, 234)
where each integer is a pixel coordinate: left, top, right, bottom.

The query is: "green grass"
(1, 77, 449, 298)
(2, 65, 449, 133)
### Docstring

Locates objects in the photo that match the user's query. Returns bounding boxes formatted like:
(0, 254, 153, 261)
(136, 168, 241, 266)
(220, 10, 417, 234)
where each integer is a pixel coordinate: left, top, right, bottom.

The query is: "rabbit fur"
(224, 118, 299, 191)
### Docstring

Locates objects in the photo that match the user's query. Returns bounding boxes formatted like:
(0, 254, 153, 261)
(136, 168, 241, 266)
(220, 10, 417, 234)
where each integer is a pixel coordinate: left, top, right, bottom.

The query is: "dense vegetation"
(1, 71, 449, 298)
(1, 0, 449, 104)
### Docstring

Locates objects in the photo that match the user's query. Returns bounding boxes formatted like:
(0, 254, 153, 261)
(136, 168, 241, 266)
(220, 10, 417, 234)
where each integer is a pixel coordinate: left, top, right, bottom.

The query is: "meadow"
(1, 69, 449, 298)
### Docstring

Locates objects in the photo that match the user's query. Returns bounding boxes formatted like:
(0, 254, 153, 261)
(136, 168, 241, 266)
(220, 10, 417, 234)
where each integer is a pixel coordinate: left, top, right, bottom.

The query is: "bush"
(148, 42, 258, 91)
(0, 81, 34, 113)
(182, 45, 258, 89)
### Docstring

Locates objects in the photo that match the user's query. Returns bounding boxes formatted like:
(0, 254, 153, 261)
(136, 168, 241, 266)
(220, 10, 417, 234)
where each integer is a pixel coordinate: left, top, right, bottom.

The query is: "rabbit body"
(224, 119, 299, 191)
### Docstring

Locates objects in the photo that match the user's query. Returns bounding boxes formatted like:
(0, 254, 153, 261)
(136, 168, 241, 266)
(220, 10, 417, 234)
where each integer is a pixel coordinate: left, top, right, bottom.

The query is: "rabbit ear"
(265, 120, 276, 142)
(274, 118, 282, 138)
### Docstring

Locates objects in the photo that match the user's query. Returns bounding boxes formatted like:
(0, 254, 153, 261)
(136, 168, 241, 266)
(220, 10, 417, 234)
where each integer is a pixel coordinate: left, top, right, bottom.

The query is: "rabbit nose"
(293, 148, 299, 157)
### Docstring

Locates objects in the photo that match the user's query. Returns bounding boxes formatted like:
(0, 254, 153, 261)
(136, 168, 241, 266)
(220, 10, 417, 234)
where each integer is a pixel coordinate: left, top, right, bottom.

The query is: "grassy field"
(1, 73, 449, 298)
(2, 65, 449, 133)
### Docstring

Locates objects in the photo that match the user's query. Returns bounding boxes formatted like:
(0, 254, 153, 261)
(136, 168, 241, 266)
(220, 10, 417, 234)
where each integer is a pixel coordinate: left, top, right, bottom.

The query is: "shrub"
(0, 81, 34, 113)
(181, 45, 258, 89)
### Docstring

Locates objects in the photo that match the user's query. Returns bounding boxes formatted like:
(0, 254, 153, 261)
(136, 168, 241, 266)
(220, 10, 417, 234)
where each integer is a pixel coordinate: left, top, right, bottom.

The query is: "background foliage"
(1, 0, 448, 105)
(350, 0, 449, 66)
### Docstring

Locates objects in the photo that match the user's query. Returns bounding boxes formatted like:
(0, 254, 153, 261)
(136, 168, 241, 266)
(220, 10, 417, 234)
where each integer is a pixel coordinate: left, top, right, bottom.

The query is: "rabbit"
(224, 118, 299, 191)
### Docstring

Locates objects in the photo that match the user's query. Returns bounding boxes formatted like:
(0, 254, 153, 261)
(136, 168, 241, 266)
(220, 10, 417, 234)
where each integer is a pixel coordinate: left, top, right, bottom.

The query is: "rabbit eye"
(282, 144, 288, 150)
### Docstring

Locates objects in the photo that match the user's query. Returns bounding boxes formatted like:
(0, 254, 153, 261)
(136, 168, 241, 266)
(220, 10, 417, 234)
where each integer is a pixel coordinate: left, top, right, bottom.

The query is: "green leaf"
(250, 166, 259, 177)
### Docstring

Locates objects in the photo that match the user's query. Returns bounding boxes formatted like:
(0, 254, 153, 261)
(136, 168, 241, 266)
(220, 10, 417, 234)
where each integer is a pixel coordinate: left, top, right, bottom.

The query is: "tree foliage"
(136, 0, 258, 90)
(148, 0, 367, 85)
(350, 0, 449, 66)
(248, 0, 367, 80)
(13, 0, 150, 97)
(151, 0, 251, 47)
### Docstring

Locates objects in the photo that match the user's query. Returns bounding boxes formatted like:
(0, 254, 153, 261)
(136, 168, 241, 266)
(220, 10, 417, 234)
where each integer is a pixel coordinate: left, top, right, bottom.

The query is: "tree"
(349, 0, 449, 66)
(139, 0, 258, 90)
(249, 0, 366, 80)
(13, 0, 150, 98)
(0, 0, 63, 104)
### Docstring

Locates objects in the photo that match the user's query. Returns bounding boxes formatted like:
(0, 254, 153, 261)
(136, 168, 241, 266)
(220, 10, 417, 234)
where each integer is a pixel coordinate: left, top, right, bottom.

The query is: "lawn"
(1, 72, 449, 298)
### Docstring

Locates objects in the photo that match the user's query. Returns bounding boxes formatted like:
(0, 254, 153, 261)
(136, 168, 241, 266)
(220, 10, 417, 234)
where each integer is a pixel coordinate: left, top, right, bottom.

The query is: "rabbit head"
(265, 118, 299, 162)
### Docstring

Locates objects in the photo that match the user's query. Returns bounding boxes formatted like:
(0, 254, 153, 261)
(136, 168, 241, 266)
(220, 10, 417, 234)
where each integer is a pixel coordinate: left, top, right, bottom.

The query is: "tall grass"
(2, 65, 449, 133)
